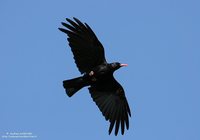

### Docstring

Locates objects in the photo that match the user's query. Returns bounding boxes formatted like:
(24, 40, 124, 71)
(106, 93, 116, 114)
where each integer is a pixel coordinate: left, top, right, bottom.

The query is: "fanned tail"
(63, 76, 88, 97)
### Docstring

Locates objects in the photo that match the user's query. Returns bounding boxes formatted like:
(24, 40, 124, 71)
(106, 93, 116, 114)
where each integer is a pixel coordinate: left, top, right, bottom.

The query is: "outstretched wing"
(88, 75, 131, 136)
(59, 17, 107, 74)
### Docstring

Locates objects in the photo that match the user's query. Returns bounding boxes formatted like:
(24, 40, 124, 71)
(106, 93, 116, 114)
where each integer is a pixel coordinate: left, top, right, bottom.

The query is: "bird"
(58, 17, 131, 136)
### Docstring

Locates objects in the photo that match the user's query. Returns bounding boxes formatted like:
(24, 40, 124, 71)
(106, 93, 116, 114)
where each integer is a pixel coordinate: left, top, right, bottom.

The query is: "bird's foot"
(89, 71, 94, 76)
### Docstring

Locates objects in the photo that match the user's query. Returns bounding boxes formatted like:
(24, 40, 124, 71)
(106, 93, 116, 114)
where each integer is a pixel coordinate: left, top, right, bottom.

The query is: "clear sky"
(0, 0, 200, 139)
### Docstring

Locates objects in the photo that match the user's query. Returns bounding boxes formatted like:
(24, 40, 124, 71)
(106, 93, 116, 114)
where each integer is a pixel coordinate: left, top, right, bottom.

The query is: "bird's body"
(63, 63, 119, 97)
(59, 17, 131, 136)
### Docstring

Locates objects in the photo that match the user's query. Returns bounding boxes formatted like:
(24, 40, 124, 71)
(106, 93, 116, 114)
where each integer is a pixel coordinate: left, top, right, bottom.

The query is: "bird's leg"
(89, 71, 94, 76)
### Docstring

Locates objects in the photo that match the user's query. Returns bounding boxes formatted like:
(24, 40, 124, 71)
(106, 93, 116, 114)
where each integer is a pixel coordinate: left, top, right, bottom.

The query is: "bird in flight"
(58, 17, 131, 136)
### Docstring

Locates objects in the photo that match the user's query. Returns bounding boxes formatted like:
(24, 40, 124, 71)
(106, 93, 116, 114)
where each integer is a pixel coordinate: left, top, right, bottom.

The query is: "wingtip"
(121, 131, 125, 135)
(114, 128, 120, 136)
(127, 107, 131, 117)
(61, 22, 66, 26)
(58, 27, 64, 31)
(65, 17, 78, 21)
(108, 120, 115, 136)
(129, 112, 132, 117)
(73, 17, 80, 23)
(66, 18, 71, 22)
(108, 131, 111, 135)
(58, 28, 68, 34)
(73, 17, 77, 20)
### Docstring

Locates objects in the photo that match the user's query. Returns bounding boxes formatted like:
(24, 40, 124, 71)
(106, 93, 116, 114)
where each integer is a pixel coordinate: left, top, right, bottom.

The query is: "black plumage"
(59, 17, 131, 136)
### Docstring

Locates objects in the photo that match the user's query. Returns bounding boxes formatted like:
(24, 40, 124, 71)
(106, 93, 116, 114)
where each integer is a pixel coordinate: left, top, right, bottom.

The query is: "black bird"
(58, 17, 131, 136)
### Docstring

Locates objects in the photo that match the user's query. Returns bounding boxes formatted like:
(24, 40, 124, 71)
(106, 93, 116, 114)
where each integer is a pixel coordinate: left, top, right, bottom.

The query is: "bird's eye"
(111, 63, 116, 68)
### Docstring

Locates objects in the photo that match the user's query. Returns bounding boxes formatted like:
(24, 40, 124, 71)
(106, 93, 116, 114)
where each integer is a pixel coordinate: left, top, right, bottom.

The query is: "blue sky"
(0, 0, 200, 139)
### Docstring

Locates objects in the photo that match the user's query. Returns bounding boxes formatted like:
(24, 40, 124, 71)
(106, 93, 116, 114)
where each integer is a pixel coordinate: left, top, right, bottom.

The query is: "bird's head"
(110, 62, 128, 71)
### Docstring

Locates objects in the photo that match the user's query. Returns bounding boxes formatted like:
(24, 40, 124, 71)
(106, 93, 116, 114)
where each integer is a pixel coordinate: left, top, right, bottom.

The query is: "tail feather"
(63, 76, 88, 97)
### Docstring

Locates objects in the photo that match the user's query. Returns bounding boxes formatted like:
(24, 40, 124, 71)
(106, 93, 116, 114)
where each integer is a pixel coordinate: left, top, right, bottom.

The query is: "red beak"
(120, 63, 128, 67)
